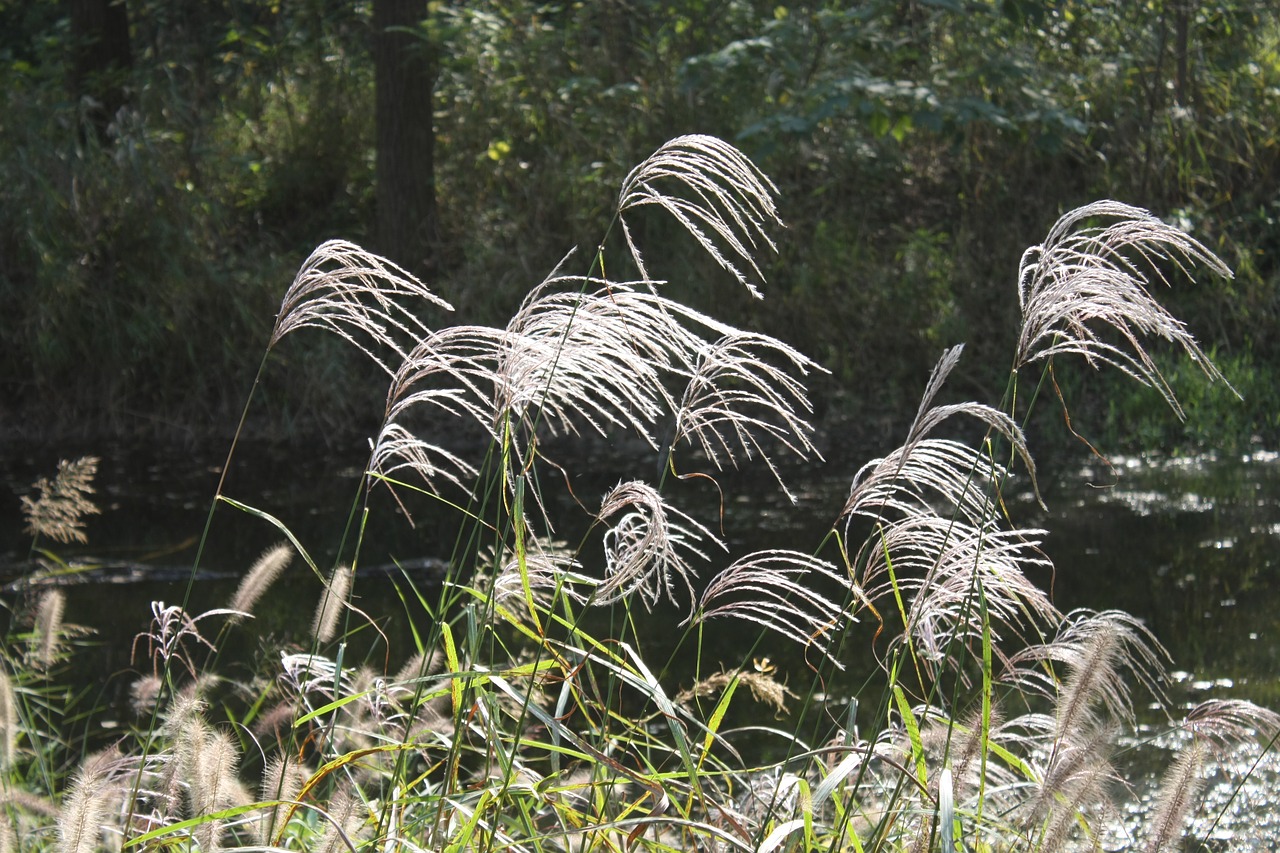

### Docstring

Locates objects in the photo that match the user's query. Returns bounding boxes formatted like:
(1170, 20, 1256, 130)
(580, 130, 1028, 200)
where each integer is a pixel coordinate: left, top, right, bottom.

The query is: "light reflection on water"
(3, 443, 1280, 844)
(1037, 449, 1280, 850)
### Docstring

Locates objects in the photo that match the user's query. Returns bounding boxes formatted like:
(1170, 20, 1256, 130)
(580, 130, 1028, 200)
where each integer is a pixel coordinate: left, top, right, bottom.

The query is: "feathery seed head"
(842, 346, 1039, 537)
(57, 748, 126, 853)
(258, 754, 310, 845)
(689, 549, 860, 669)
(315, 784, 367, 853)
(189, 729, 240, 851)
(619, 135, 781, 296)
(271, 239, 452, 375)
(1015, 200, 1234, 417)
(595, 480, 721, 612)
(31, 588, 66, 670)
(674, 331, 825, 501)
(1143, 737, 1206, 853)
(129, 674, 163, 718)
(312, 565, 353, 644)
(862, 518, 1058, 669)
(228, 542, 294, 622)
(21, 456, 100, 545)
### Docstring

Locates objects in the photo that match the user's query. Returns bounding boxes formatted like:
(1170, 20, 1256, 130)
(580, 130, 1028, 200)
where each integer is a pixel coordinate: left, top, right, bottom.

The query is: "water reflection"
(1037, 450, 1280, 710)
(3, 445, 1278, 699)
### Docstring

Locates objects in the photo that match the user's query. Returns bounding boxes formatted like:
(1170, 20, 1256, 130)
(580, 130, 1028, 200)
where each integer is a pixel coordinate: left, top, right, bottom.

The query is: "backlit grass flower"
(20, 456, 100, 546)
(687, 549, 860, 669)
(619, 134, 781, 297)
(270, 239, 453, 375)
(1015, 200, 1233, 416)
(595, 480, 722, 611)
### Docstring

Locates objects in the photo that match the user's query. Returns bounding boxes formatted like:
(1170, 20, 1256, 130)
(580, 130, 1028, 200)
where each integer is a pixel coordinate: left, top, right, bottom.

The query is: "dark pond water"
(3, 439, 1279, 846)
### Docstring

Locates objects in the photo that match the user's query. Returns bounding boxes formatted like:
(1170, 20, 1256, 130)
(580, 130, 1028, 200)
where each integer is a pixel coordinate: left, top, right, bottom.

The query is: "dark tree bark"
(68, 0, 132, 143)
(1173, 0, 1194, 107)
(373, 0, 439, 277)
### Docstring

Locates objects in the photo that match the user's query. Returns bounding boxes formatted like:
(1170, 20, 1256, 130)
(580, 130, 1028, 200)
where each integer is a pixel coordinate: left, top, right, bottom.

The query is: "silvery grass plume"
(375, 279, 823, 502)
(685, 550, 859, 669)
(1015, 200, 1234, 416)
(618, 134, 781, 297)
(1183, 697, 1280, 747)
(381, 276, 696, 435)
(594, 480, 722, 611)
(841, 346, 1038, 539)
(227, 541, 293, 623)
(270, 239, 453, 375)
(20, 456, 100, 545)
(840, 347, 1047, 667)
(495, 278, 689, 437)
(859, 516, 1058, 670)
(372, 276, 694, 496)
(613, 292, 825, 488)
(366, 136, 814, 506)
(674, 330, 824, 501)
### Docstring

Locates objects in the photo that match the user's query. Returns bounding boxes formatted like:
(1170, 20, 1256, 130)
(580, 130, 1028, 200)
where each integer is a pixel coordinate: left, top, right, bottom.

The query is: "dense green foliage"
(2, 0, 1278, 447)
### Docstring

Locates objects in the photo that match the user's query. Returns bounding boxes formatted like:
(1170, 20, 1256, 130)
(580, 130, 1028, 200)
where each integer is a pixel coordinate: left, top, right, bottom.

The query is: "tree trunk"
(68, 0, 133, 143)
(1173, 0, 1194, 107)
(373, 0, 439, 277)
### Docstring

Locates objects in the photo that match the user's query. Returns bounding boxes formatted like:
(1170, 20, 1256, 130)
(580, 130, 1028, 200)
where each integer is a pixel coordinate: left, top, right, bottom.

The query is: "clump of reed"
(6, 134, 1278, 851)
